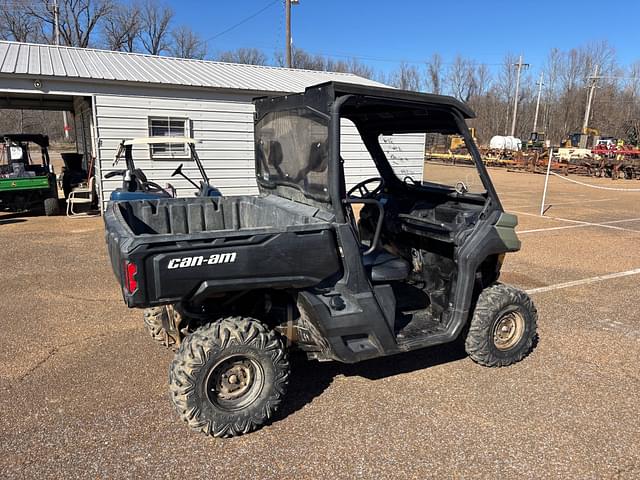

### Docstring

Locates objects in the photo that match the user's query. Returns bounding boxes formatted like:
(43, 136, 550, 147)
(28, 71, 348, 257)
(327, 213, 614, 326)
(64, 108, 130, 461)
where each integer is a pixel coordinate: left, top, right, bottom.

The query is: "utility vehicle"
(106, 137, 222, 202)
(0, 134, 60, 215)
(105, 82, 537, 438)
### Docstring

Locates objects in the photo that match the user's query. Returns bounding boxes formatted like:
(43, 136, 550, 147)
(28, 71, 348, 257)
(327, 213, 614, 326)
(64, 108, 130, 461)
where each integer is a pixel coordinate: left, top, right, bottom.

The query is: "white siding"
(95, 93, 424, 206)
(340, 119, 424, 188)
(94, 92, 259, 205)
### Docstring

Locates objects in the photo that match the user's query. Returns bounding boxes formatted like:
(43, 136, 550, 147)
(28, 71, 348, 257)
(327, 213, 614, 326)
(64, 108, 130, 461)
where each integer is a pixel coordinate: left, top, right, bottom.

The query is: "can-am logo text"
(167, 252, 237, 269)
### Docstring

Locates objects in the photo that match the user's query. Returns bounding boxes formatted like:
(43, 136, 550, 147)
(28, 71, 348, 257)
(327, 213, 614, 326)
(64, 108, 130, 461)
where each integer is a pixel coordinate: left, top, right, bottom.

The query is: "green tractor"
(0, 134, 60, 216)
(522, 132, 546, 151)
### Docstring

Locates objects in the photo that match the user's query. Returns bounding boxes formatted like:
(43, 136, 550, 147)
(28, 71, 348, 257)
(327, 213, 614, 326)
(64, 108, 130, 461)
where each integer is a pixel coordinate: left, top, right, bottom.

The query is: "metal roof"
(0, 41, 386, 94)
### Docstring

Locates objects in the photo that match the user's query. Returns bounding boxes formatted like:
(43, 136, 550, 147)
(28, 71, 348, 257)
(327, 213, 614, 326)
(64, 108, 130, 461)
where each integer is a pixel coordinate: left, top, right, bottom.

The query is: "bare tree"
(169, 25, 206, 59)
(447, 55, 475, 101)
(586, 40, 616, 79)
(325, 57, 374, 79)
(541, 48, 561, 136)
(138, 0, 173, 55)
(287, 47, 327, 70)
(218, 47, 267, 65)
(102, 1, 141, 52)
(425, 53, 443, 94)
(391, 62, 422, 91)
(27, 0, 113, 47)
(0, 1, 44, 42)
(624, 61, 640, 122)
(495, 53, 518, 134)
(474, 64, 491, 97)
(344, 57, 374, 79)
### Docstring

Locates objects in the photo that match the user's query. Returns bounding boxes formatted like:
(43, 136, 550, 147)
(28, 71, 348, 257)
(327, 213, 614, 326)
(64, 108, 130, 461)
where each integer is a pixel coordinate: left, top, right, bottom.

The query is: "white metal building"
(0, 41, 424, 208)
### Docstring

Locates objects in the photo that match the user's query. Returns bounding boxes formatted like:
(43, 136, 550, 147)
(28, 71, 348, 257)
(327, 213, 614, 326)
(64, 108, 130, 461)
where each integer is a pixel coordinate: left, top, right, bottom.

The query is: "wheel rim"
(493, 310, 525, 351)
(206, 355, 264, 411)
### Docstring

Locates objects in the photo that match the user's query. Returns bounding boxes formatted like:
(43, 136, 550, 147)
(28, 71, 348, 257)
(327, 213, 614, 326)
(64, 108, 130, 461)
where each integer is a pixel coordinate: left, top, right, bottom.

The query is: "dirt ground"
(1, 167, 639, 479)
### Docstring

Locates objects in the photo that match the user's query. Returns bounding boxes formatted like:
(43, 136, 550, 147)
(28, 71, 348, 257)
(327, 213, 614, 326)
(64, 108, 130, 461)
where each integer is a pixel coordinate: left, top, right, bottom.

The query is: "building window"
(148, 116, 189, 158)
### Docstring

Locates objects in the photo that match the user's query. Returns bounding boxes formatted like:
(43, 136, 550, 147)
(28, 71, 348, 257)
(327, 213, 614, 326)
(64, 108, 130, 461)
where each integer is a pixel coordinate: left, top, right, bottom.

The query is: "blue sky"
(167, 0, 640, 75)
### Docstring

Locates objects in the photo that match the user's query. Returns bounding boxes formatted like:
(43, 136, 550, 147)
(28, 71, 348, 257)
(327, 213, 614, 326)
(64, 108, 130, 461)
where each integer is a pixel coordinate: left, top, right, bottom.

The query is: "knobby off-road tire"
(143, 306, 179, 350)
(169, 317, 290, 438)
(465, 283, 537, 367)
(43, 197, 60, 216)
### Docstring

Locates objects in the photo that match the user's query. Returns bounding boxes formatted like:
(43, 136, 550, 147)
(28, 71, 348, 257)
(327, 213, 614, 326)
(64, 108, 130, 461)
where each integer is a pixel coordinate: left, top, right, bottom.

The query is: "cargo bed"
(105, 195, 341, 308)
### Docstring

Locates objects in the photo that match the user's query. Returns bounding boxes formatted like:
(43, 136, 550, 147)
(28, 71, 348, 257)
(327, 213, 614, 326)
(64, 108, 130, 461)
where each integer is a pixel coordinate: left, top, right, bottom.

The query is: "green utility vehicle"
(0, 134, 60, 215)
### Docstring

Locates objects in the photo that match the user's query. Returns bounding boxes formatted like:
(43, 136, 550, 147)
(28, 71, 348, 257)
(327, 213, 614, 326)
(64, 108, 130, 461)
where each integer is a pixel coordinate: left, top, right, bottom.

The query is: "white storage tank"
(489, 135, 506, 150)
(507, 136, 522, 151)
(489, 135, 522, 151)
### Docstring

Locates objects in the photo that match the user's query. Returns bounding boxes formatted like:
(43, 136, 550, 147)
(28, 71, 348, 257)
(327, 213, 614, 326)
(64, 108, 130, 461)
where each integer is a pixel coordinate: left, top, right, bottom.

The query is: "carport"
(0, 91, 94, 176)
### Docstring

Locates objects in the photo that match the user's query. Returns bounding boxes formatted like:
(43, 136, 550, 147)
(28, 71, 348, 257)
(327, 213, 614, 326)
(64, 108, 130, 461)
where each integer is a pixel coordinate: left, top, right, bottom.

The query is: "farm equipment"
(105, 82, 538, 438)
(558, 127, 600, 162)
(522, 132, 546, 151)
(563, 127, 600, 149)
(0, 134, 60, 215)
(449, 127, 476, 152)
(588, 143, 640, 179)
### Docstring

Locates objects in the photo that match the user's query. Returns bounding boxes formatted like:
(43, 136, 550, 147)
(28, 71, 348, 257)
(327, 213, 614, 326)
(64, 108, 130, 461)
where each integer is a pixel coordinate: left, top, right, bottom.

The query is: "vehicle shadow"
(273, 343, 468, 425)
(0, 214, 28, 225)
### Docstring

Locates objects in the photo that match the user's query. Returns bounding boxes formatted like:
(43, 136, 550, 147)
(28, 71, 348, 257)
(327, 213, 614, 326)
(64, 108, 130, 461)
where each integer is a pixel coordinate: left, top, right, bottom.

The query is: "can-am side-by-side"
(105, 82, 537, 438)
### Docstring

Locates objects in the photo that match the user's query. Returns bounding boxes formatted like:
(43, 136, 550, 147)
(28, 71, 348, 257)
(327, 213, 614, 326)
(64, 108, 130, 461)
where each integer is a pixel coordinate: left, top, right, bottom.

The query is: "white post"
(540, 149, 553, 215)
(582, 65, 599, 133)
(510, 55, 529, 137)
(53, 0, 69, 140)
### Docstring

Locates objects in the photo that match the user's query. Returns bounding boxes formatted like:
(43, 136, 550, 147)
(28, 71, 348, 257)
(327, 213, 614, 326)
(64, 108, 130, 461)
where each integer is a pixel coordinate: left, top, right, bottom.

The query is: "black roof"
(254, 81, 475, 120)
(313, 81, 475, 118)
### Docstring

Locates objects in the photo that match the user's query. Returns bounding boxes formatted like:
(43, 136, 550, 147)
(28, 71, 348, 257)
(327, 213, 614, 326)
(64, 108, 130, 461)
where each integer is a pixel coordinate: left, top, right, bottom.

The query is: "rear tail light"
(124, 261, 138, 294)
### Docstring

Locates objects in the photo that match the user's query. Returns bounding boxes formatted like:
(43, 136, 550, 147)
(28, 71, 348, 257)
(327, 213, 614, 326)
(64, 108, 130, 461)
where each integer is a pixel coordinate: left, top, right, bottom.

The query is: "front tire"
(44, 197, 60, 216)
(465, 283, 537, 367)
(169, 317, 290, 438)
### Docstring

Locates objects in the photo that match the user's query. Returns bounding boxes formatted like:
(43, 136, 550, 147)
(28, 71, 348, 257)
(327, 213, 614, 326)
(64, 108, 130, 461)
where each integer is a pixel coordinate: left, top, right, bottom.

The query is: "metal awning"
(0, 92, 75, 110)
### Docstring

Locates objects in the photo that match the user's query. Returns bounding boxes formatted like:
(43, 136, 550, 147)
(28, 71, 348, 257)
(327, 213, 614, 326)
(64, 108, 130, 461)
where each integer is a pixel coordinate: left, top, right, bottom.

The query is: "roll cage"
(254, 81, 502, 222)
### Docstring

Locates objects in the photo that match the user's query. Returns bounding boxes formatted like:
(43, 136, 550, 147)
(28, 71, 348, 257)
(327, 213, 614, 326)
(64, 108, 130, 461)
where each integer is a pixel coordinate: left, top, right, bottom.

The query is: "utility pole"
(53, 0, 60, 45)
(285, 0, 299, 68)
(533, 71, 544, 133)
(52, 0, 70, 140)
(510, 55, 529, 137)
(582, 64, 599, 133)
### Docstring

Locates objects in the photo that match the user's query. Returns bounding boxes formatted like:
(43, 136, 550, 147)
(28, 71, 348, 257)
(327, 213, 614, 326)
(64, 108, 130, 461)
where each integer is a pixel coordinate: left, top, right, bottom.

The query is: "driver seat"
(362, 249, 410, 283)
(340, 157, 410, 283)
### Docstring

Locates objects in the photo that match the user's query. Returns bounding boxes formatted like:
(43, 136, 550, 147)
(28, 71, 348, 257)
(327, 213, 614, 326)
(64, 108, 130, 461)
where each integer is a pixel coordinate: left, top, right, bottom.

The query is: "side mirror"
(171, 163, 184, 177)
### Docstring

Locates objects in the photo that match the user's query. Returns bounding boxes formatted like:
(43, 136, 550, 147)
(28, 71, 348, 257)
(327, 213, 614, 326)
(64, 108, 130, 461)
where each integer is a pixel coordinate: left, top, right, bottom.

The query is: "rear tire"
(169, 317, 289, 438)
(143, 306, 180, 350)
(464, 283, 537, 367)
(44, 197, 60, 216)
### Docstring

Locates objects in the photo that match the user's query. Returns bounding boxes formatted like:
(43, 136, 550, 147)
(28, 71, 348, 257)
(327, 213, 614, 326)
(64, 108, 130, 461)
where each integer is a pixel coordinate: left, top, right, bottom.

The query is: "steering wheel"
(347, 177, 384, 199)
(171, 163, 183, 177)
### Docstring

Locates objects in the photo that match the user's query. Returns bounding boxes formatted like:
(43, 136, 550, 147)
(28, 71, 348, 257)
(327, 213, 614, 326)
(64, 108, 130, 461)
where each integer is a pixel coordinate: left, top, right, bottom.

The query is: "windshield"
(0, 141, 47, 178)
(255, 108, 329, 201)
(396, 131, 487, 194)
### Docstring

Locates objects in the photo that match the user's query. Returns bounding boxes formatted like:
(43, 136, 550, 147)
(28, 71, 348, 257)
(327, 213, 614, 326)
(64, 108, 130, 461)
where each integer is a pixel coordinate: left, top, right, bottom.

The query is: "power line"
(209, 39, 514, 67)
(204, 0, 279, 44)
(591, 75, 640, 81)
(272, 45, 510, 66)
